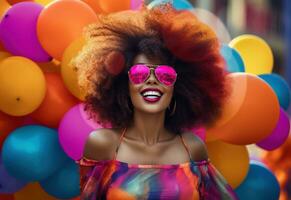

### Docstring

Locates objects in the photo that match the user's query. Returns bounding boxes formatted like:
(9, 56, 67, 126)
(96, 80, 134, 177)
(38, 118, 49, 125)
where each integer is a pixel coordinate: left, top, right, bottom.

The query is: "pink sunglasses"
(128, 64, 177, 86)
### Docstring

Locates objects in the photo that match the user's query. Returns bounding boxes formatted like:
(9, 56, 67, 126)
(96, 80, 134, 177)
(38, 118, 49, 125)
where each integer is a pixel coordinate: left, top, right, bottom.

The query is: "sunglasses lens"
(128, 64, 150, 84)
(155, 65, 177, 86)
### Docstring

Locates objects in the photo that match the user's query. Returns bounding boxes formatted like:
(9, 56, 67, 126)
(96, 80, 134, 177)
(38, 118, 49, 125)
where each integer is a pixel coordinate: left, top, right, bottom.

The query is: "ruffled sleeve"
(76, 157, 110, 200)
(193, 160, 238, 200)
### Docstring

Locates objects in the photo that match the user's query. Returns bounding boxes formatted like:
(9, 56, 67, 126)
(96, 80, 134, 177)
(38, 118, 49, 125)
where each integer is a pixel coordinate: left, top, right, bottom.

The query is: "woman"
(74, 4, 237, 200)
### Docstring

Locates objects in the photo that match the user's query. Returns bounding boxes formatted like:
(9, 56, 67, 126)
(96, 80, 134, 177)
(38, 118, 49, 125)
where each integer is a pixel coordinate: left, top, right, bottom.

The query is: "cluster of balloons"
(204, 17, 289, 200)
(0, 0, 143, 199)
(0, 0, 288, 199)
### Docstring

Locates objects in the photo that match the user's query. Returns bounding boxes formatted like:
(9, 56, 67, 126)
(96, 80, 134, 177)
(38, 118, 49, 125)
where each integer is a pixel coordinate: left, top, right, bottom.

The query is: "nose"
(145, 69, 158, 85)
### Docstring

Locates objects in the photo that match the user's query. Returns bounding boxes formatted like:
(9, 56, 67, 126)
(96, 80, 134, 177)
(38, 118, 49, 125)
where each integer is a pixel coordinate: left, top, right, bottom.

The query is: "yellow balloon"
(61, 37, 86, 101)
(206, 140, 249, 189)
(0, 51, 11, 62)
(35, 0, 55, 6)
(0, 56, 46, 116)
(15, 182, 58, 200)
(229, 34, 273, 75)
(0, 0, 10, 19)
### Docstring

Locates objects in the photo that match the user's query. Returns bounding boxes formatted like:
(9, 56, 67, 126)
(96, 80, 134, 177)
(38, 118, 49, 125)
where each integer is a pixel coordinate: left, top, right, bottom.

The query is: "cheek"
(129, 83, 141, 103)
(164, 87, 174, 103)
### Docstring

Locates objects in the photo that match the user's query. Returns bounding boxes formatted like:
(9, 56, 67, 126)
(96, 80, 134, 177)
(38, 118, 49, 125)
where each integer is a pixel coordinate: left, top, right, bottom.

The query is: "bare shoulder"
(181, 131, 208, 162)
(83, 128, 121, 161)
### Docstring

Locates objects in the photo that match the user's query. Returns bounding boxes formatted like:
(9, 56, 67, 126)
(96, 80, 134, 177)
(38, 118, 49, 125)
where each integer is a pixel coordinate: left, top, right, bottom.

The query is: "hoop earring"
(168, 99, 176, 116)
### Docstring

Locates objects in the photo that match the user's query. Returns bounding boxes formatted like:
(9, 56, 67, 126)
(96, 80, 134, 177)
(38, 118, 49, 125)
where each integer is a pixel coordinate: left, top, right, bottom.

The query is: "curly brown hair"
(73, 5, 230, 133)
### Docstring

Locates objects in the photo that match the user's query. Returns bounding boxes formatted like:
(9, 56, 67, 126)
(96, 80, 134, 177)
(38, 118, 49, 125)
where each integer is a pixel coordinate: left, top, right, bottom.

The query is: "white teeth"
(142, 91, 162, 97)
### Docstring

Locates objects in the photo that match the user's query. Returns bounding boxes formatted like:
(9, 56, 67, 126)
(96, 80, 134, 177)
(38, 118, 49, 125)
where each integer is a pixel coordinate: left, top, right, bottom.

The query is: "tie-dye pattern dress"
(77, 132, 238, 200)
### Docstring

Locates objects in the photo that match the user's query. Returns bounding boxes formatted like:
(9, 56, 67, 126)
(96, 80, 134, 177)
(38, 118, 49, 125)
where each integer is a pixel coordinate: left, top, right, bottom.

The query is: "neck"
(127, 109, 171, 145)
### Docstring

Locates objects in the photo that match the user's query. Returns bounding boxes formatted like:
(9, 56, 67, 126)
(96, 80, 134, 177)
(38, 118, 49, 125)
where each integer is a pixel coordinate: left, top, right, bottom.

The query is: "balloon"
(97, 0, 131, 13)
(34, 0, 54, 6)
(0, 111, 24, 149)
(207, 73, 280, 145)
(206, 140, 249, 189)
(59, 103, 110, 160)
(0, 2, 52, 62)
(82, 0, 103, 13)
(37, 0, 98, 60)
(30, 72, 79, 128)
(229, 35, 274, 75)
(0, 51, 11, 61)
(0, 151, 27, 193)
(7, 0, 31, 5)
(148, 0, 193, 10)
(21, 116, 39, 126)
(184, 125, 206, 141)
(2, 125, 69, 181)
(190, 8, 231, 43)
(256, 108, 290, 150)
(14, 182, 58, 200)
(61, 37, 86, 101)
(235, 160, 280, 200)
(0, 56, 46, 116)
(40, 160, 80, 199)
(0, 0, 10, 19)
(131, 0, 143, 10)
(259, 73, 291, 110)
(220, 44, 245, 72)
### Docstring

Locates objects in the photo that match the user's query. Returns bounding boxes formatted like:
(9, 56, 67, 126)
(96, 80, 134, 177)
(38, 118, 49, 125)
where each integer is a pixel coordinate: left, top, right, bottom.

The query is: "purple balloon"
(0, 151, 27, 193)
(0, 2, 51, 62)
(58, 103, 111, 161)
(256, 108, 290, 150)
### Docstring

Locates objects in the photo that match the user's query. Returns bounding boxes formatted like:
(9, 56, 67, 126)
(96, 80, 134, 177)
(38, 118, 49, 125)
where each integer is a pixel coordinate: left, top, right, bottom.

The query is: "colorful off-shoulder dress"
(77, 129, 238, 200)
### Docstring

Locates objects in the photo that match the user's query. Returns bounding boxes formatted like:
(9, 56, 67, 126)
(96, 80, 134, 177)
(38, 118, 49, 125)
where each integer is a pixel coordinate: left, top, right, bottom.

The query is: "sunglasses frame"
(128, 64, 177, 86)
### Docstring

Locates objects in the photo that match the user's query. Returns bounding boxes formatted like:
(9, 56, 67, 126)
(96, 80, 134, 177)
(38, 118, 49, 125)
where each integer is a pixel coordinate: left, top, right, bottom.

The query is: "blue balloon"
(235, 160, 280, 200)
(220, 44, 245, 73)
(2, 125, 70, 181)
(0, 151, 27, 193)
(148, 0, 193, 10)
(259, 73, 291, 110)
(40, 160, 80, 198)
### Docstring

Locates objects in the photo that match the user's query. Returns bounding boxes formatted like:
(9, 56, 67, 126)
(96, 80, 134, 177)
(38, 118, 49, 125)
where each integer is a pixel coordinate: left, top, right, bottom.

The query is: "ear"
(104, 51, 126, 75)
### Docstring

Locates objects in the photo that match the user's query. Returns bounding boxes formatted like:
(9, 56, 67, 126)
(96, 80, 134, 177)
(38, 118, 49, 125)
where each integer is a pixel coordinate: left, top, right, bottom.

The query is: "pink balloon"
(256, 108, 290, 150)
(58, 103, 111, 160)
(130, 0, 143, 10)
(183, 125, 206, 141)
(0, 2, 51, 62)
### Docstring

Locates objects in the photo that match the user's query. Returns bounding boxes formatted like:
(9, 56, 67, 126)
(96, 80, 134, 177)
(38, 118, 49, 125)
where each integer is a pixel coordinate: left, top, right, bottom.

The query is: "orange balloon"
(30, 72, 79, 128)
(82, 0, 103, 14)
(37, 0, 98, 60)
(14, 182, 57, 200)
(97, 0, 131, 13)
(207, 73, 280, 145)
(206, 140, 249, 189)
(0, 194, 14, 200)
(0, 111, 24, 148)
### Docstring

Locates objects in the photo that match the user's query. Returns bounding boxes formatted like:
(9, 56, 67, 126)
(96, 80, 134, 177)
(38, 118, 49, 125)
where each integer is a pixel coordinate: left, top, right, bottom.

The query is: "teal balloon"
(2, 125, 69, 181)
(40, 160, 80, 198)
(220, 44, 245, 73)
(259, 73, 291, 110)
(148, 0, 193, 10)
(235, 161, 280, 200)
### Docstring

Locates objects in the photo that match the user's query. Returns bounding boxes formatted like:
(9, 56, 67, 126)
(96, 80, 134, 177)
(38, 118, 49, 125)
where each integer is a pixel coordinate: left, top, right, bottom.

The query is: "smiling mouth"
(140, 89, 163, 103)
